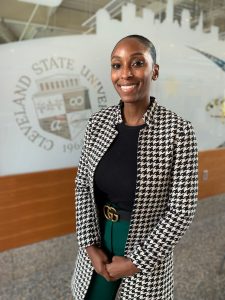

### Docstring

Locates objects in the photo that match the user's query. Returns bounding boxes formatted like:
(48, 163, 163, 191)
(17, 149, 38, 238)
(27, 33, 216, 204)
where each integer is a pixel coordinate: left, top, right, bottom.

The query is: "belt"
(101, 204, 131, 222)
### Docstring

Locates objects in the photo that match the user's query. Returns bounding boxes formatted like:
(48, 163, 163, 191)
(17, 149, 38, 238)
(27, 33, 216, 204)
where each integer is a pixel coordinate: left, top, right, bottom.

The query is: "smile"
(119, 84, 138, 92)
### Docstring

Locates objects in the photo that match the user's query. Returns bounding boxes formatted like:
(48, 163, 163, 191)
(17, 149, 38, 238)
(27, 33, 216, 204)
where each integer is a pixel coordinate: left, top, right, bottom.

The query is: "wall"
(198, 149, 225, 198)
(1, 2, 225, 177)
(0, 168, 76, 251)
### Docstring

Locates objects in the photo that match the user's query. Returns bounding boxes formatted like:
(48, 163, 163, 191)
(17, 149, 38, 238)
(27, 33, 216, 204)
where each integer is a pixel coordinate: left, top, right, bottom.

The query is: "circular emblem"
(12, 57, 108, 152)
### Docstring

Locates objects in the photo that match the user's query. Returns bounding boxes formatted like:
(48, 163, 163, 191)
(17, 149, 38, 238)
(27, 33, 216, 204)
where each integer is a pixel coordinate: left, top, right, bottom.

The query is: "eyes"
(111, 59, 145, 70)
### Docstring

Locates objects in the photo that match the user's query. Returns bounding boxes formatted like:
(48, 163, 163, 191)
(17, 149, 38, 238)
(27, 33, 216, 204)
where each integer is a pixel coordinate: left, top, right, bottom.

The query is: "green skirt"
(85, 218, 130, 300)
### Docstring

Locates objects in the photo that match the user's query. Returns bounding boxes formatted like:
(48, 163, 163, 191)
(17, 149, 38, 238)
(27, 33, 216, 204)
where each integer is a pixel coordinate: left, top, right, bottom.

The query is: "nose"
(121, 65, 133, 79)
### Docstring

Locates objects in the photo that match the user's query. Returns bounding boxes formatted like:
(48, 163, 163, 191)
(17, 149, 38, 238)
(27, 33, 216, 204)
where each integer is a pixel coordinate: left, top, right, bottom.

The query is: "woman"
(71, 35, 198, 300)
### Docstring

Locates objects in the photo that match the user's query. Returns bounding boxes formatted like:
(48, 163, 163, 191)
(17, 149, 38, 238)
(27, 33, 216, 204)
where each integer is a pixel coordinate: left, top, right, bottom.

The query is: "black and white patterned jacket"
(71, 97, 198, 300)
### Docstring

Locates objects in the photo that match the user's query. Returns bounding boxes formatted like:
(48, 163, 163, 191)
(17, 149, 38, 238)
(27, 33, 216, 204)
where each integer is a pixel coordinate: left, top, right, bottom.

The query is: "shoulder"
(91, 104, 118, 118)
(88, 104, 118, 124)
(83, 104, 118, 136)
(155, 103, 194, 135)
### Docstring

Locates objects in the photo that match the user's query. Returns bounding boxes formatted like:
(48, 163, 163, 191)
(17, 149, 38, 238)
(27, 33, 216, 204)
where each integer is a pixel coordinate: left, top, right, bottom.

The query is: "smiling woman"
(110, 35, 159, 125)
(71, 34, 198, 300)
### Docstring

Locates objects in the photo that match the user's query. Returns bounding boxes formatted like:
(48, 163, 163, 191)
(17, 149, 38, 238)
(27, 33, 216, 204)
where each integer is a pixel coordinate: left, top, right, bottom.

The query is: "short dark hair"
(112, 34, 157, 64)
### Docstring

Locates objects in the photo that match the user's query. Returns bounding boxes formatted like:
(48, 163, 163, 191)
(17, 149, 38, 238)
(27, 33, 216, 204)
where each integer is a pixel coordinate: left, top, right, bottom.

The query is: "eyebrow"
(111, 52, 145, 59)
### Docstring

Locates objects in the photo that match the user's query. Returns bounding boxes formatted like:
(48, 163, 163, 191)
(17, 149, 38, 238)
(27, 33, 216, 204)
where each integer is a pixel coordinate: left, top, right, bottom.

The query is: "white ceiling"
(0, 0, 225, 43)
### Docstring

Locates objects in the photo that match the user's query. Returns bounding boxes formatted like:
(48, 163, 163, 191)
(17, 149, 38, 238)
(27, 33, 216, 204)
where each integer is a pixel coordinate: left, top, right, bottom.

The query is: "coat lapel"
(123, 97, 159, 253)
(89, 105, 123, 192)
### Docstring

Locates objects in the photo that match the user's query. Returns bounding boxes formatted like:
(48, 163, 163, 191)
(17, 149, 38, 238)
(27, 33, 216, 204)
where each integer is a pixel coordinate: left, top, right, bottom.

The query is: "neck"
(122, 99, 150, 126)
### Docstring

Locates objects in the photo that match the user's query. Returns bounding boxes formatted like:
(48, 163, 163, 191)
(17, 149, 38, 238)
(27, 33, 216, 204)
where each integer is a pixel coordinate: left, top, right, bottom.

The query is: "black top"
(94, 122, 146, 212)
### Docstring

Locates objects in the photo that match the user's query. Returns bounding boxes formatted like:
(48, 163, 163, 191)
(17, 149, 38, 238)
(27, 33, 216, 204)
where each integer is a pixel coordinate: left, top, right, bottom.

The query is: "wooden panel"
(198, 148, 225, 199)
(0, 148, 225, 251)
(0, 168, 77, 252)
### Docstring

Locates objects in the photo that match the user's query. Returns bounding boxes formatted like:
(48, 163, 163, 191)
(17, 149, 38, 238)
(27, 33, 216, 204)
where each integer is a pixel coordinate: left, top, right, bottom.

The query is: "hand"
(106, 256, 140, 281)
(86, 245, 111, 281)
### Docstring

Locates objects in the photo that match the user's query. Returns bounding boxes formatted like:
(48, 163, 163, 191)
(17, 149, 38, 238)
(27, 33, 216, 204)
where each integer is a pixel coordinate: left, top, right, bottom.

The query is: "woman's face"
(111, 38, 158, 105)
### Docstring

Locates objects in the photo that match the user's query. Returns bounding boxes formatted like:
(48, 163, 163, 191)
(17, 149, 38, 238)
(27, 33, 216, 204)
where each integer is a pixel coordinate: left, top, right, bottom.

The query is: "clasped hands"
(86, 245, 139, 281)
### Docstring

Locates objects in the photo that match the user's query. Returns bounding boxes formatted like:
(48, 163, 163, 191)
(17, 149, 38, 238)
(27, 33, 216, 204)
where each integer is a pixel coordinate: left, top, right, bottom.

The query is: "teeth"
(120, 85, 136, 92)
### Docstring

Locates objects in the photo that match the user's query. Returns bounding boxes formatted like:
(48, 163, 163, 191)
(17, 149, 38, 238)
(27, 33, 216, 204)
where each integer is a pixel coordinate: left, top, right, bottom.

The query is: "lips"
(118, 83, 139, 93)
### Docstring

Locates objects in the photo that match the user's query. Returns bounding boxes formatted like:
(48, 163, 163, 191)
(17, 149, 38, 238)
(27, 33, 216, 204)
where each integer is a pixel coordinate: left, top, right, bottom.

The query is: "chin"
(120, 97, 139, 103)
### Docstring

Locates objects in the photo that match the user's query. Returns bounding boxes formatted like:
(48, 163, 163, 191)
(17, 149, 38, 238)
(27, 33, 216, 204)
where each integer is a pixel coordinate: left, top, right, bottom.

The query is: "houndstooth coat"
(71, 97, 198, 300)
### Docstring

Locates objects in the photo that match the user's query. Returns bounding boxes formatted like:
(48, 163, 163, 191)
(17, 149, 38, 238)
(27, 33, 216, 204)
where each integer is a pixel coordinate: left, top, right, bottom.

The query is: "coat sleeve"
(127, 121, 198, 273)
(75, 116, 101, 248)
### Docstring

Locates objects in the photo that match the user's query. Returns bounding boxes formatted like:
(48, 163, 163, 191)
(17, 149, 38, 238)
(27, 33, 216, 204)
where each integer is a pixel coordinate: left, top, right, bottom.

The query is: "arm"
(127, 121, 198, 273)
(75, 117, 101, 248)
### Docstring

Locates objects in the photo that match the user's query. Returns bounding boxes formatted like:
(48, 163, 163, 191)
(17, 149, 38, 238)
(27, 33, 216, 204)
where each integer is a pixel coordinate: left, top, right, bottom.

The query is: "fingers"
(100, 266, 117, 282)
(94, 263, 113, 281)
(103, 267, 118, 282)
(107, 276, 119, 282)
(95, 263, 108, 275)
(105, 257, 139, 279)
(101, 269, 113, 282)
(105, 263, 119, 280)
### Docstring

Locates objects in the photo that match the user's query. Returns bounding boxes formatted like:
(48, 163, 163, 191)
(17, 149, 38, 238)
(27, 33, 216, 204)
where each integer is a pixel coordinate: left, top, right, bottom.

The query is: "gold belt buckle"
(103, 205, 119, 222)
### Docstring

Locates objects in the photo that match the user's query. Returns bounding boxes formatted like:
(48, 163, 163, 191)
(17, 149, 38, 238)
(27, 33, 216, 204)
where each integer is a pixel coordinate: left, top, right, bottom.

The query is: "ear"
(152, 64, 159, 80)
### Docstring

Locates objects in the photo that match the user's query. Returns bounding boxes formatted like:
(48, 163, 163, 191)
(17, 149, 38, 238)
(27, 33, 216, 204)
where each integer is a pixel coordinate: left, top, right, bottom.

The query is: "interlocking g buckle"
(103, 205, 119, 222)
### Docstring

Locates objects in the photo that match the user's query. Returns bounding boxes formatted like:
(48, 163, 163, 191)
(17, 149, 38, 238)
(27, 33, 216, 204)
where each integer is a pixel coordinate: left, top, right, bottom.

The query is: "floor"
(1, 193, 225, 300)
